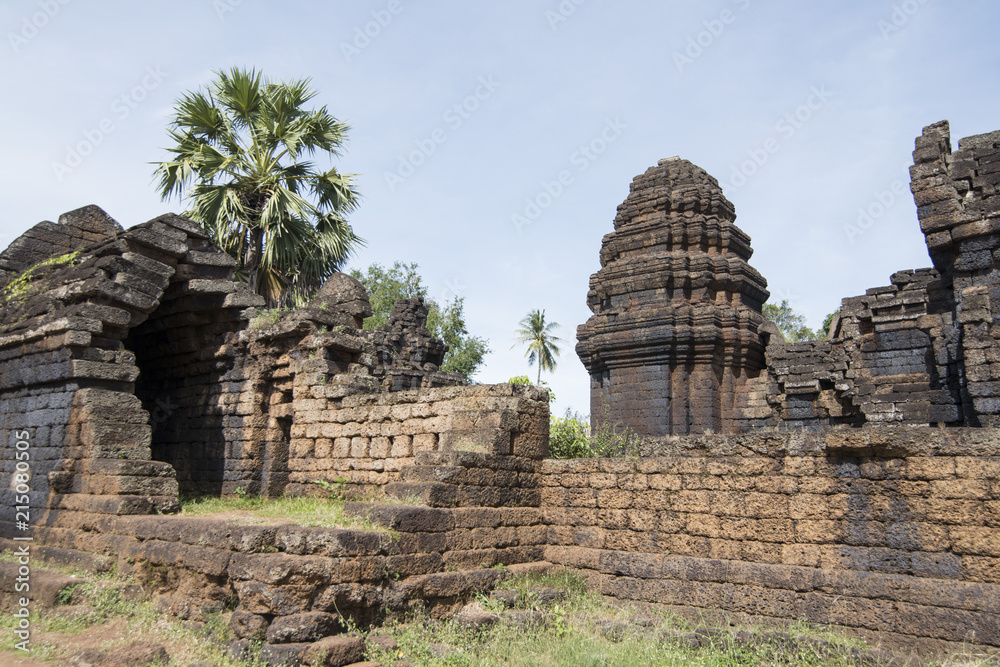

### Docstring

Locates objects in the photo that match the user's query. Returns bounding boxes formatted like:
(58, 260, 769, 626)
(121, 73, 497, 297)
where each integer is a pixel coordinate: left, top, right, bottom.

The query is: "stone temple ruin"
(1, 120, 999, 658)
(576, 156, 771, 436)
(579, 121, 1000, 435)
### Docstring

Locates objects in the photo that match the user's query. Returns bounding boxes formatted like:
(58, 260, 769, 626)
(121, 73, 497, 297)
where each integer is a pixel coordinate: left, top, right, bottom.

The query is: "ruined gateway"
(1, 121, 998, 654)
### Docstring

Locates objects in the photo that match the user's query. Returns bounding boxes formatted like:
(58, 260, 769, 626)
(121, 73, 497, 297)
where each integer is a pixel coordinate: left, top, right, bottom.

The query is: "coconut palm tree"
(153, 67, 362, 307)
(512, 309, 561, 385)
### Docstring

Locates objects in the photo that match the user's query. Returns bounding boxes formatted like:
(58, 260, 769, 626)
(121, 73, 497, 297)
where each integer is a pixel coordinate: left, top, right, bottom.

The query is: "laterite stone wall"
(541, 428, 1000, 647)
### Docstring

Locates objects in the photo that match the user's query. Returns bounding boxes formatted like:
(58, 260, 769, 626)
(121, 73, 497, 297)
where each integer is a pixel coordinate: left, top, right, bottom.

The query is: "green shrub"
(549, 410, 593, 458)
(590, 418, 642, 458)
(549, 409, 643, 459)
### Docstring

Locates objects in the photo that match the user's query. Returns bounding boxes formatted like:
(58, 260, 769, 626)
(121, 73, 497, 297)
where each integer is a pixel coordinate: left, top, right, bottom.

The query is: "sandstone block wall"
(285, 384, 550, 495)
(541, 428, 1000, 647)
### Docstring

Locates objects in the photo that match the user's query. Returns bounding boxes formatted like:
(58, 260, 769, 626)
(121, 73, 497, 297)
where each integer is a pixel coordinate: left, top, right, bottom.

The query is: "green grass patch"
(178, 493, 396, 535)
(247, 307, 287, 329)
(364, 569, 901, 667)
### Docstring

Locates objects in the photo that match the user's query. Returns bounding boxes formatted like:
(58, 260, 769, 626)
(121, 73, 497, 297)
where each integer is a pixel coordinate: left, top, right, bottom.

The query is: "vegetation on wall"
(548, 409, 642, 459)
(351, 261, 490, 382)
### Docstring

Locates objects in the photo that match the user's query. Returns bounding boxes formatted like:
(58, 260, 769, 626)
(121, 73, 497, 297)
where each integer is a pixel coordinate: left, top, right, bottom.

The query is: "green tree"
(512, 309, 561, 385)
(350, 261, 490, 382)
(762, 299, 820, 342)
(822, 309, 841, 337)
(153, 67, 362, 307)
(352, 261, 424, 328)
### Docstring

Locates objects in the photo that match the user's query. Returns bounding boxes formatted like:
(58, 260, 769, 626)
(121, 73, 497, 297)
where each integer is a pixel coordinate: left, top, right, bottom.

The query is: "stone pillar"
(576, 158, 770, 436)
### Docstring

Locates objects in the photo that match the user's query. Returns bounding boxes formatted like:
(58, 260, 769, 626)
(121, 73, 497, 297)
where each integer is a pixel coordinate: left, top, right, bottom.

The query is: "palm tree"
(512, 309, 561, 385)
(153, 67, 362, 307)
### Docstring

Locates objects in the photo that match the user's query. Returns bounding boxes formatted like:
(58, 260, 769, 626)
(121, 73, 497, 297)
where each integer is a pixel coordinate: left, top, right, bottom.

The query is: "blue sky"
(2, 0, 999, 417)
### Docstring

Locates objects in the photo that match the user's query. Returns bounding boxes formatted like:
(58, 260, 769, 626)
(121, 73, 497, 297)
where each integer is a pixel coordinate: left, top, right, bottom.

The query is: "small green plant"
(234, 485, 248, 499)
(313, 477, 349, 500)
(57, 583, 81, 606)
(508, 375, 557, 403)
(473, 591, 506, 614)
(248, 308, 285, 330)
(549, 603, 569, 637)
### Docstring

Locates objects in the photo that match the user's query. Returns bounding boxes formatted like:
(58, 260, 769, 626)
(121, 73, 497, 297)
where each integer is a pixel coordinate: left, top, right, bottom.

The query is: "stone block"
(233, 582, 315, 616)
(301, 635, 365, 667)
(266, 611, 342, 644)
(230, 610, 270, 640)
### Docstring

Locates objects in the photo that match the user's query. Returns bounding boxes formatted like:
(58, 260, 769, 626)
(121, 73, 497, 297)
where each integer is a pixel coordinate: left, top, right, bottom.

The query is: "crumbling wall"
(913, 122, 1000, 425)
(542, 428, 1000, 647)
(0, 508, 548, 646)
(0, 204, 493, 534)
(285, 384, 550, 497)
(217, 286, 469, 499)
(747, 123, 1000, 430)
(0, 206, 259, 531)
(0, 384, 551, 653)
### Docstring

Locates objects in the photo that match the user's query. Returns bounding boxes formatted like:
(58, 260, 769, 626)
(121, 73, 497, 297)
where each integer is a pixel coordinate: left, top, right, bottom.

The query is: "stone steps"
(2, 542, 116, 575)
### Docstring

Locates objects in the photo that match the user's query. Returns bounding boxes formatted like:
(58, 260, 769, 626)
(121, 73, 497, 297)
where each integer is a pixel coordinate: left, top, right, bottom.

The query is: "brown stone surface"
(300, 635, 365, 667)
(266, 611, 343, 644)
(0, 563, 78, 610)
(230, 609, 270, 640)
(260, 641, 311, 667)
(70, 642, 169, 667)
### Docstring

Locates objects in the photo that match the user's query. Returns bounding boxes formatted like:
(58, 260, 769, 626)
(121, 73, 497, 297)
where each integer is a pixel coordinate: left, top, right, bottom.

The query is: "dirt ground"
(0, 615, 216, 666)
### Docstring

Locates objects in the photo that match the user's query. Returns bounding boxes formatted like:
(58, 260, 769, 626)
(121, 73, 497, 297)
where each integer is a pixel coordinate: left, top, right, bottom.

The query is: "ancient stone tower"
(576, 157, 770, 436)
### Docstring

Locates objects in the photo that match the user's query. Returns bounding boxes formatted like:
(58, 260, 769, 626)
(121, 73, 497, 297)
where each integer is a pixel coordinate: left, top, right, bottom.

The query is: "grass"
(247, 307, 286, 330)
(365, 570, 880, 667)
(178, 492, 397, 535)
